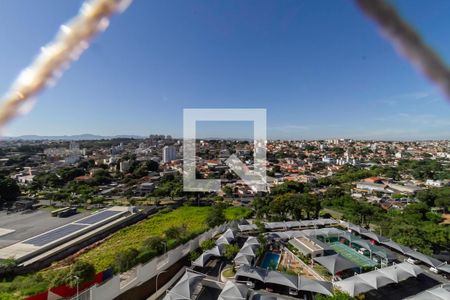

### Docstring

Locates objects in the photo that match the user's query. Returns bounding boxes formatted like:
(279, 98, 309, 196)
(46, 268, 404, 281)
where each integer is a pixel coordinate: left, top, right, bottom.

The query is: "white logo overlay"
(183, 108, 267, 192)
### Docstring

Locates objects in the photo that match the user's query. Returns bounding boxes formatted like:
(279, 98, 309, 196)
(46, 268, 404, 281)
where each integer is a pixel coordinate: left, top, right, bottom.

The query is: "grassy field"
(224, 206, 252, 220)
(79, 206, 212, 271)
(79, 205, 252, 271)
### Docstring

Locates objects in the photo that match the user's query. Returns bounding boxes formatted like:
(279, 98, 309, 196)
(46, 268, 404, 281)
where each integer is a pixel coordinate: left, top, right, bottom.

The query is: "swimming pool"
(260, 252, 281, 270)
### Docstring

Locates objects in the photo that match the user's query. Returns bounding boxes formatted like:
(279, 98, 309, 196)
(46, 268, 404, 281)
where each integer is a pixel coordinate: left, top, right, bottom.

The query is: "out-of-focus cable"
(355, 0, 450, 100)
(0, 0, 133, 131)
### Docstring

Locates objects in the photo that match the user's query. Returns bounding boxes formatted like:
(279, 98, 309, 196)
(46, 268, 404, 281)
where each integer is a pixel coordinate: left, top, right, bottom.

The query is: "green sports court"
(329, 242, 377, 269)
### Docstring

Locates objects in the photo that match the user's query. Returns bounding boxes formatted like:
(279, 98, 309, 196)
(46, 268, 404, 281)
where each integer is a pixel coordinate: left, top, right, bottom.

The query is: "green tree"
(66, 261, 96, 288)
(300, 193, 320, 219)
(143, 236, 166, 254)
(165, 225, 187, 240)
(222, 186, 233, 197)
(0, 258, 17, 276)
(223, 244, 240, 260)
(271, 181, 306, 195)
(114, 248, 139, 272)
(189, 250, 200, 262)
(58, 167, 85, 183)
(0, 176, 20, 205)
(91, 169, 112, 185)
(145, 160, 159, 172)
(49, 261, 96, 288)
(206, 205, 226, 227)
(200, 239, 216, 251)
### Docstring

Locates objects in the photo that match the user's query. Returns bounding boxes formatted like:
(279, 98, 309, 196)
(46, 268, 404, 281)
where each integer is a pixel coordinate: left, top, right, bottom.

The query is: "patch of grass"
(222, 267, 236, 278)
(314, 265, 332, 281)
(224, 206, 252, 220)
(0, 274, 48, 300)
(321, 208, 343, 219)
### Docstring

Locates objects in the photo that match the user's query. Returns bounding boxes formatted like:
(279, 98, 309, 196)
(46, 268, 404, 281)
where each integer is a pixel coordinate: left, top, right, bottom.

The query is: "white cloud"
(378, 91, 435, 105)
(270, 124, 309, 132)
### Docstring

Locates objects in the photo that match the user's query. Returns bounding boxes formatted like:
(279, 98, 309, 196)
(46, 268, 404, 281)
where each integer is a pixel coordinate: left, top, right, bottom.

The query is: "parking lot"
(0, 209, 89, 249)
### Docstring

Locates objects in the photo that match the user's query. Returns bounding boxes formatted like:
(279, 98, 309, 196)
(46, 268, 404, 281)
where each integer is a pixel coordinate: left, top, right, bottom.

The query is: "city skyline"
(1, 1, 450, 139)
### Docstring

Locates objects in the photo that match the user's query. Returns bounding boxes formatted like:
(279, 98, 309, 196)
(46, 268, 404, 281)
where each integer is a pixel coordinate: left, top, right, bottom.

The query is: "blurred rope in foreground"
(355, 0, 450, 100)
(0, 0, 132, 131)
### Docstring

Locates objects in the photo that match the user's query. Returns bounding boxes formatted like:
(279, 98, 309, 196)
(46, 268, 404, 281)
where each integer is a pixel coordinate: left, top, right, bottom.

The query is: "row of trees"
(321, 193, 383, 226)
(417, 187, 450, 212)
(252, 181, 321, 221)
(398, 159, 450, 181)
(376, 202, 450, 255)
(321, 187, 450, 255)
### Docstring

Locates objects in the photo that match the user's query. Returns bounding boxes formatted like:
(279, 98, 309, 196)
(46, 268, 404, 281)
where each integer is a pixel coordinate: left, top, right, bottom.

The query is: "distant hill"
(2, 134, 144, 141)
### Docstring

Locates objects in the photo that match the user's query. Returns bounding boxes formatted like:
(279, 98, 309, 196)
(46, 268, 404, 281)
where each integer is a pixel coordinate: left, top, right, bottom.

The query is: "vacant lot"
(79, 205, 251, 271)
(78, 206, 211, 271)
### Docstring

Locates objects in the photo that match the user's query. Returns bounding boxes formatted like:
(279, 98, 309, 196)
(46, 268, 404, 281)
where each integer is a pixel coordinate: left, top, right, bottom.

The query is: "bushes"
(0, 273, 48, 297)
(200, 239, 216, 251)
(223, 244, 240, 260)
(114, 248, 139, 273)
(0, 258, 17, 277)
(206, 205, 226, 227)
(143, 236, 166, 255)
(137, 249, 157, 264)
(48, 261, 96, 288)
(164, 224, 187, 240)
(189, 251, 200, 262)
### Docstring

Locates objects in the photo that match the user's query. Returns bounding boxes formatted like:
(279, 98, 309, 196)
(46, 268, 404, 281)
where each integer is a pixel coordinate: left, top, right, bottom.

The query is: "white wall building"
(163, 146, 177, 163)
(425, 179, 448, 188)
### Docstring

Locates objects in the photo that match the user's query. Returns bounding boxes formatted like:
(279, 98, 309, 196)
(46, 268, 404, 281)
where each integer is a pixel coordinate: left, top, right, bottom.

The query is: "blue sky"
(0, 0, 449, 140)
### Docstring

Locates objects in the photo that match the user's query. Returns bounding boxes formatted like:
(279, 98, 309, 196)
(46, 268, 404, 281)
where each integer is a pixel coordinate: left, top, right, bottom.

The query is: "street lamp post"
(73, 275, 80, 300)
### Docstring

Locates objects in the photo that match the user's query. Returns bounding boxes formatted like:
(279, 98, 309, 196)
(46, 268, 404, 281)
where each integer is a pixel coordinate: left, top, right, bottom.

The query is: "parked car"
(289, 288, 298, 296)
(429, 267, 440, 274)
(358, 248, 369, 256)
(407, 257, 419, 265)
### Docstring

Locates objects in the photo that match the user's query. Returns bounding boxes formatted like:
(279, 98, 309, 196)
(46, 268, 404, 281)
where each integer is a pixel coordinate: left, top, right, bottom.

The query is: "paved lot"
(0, 209, 89, 249)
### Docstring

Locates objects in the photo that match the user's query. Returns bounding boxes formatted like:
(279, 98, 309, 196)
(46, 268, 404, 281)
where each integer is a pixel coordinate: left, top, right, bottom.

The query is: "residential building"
(163, 145, 177, 163)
